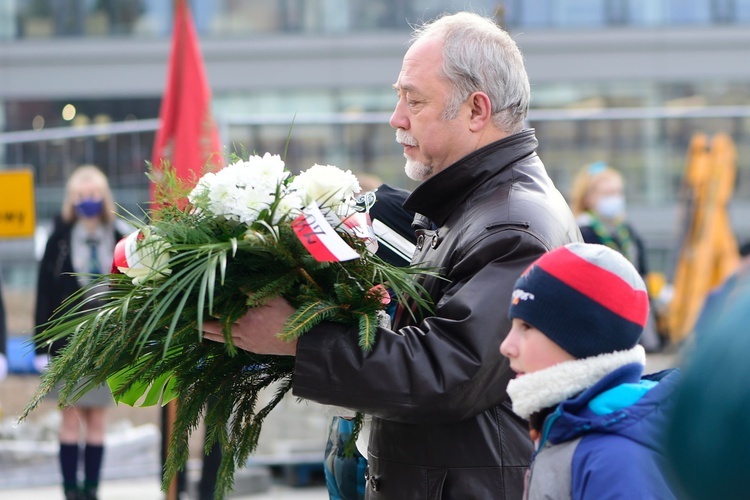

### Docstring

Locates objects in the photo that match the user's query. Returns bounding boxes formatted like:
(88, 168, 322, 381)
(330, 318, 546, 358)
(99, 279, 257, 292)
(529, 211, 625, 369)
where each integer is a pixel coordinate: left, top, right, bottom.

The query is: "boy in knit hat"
(500, 242, 679, 499)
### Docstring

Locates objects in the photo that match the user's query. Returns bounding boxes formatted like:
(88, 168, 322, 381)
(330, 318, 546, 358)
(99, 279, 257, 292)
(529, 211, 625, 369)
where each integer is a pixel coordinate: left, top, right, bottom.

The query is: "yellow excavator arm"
(667, 133, 739, 343)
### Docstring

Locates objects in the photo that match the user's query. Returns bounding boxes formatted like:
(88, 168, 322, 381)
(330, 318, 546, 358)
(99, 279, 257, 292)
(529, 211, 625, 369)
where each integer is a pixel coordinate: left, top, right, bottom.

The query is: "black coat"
(293, 130, 582, 499)
(33, 216, 124, 357)
(579, 222, 648, 276)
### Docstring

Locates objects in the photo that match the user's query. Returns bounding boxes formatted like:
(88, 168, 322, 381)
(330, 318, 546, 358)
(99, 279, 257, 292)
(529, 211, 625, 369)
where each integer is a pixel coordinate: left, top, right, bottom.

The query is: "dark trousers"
(161, 402, 222, 500)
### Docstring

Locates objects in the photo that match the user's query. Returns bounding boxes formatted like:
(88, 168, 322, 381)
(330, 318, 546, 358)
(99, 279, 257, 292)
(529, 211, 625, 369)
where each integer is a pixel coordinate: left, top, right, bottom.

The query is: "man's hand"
(202, 296, 298, 356)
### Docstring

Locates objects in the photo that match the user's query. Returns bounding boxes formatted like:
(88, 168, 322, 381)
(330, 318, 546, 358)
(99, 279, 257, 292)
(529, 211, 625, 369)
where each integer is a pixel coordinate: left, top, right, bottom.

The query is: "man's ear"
(467, 92, 493, 132)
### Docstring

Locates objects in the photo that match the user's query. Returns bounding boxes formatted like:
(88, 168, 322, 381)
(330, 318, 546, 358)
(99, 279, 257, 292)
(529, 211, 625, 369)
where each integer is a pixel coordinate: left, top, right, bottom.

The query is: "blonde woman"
(33, 165, 127, 500)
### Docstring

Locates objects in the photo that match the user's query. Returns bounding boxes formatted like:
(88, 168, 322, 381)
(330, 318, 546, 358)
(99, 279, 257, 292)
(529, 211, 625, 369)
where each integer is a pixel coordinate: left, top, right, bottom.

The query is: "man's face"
(390, 37, 474, 181)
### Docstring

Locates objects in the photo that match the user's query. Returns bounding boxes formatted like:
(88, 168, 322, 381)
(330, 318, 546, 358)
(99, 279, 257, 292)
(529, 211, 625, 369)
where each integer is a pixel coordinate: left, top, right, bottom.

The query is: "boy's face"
(500, 318, 576, 376)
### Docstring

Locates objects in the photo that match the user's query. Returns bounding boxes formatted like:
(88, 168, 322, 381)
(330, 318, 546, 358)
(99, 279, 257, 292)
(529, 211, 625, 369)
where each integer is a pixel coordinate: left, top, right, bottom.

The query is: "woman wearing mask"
(34, 165, 127, 500)
(570, 162, 661, 351)
(570, 162, 648, 274)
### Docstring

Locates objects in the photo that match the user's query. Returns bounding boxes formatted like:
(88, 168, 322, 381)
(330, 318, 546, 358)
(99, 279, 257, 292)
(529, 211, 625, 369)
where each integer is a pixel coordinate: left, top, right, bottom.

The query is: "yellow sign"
(0, 169, 36, 237)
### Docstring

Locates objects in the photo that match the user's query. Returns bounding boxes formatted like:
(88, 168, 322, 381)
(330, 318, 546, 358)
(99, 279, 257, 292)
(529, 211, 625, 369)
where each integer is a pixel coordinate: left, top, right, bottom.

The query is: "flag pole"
(166, 397, 179, 500)
(164, 3, 182, 499)
(152, 0, 222, 496)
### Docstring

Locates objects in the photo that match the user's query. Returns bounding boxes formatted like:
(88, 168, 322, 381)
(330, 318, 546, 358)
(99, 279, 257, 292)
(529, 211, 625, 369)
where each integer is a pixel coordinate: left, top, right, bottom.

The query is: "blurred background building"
(2, 0, 750, 313)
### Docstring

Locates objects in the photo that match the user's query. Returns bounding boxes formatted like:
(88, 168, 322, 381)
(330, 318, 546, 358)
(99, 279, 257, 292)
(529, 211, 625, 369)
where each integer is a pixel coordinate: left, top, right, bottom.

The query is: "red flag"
(151, 0, 222, 200)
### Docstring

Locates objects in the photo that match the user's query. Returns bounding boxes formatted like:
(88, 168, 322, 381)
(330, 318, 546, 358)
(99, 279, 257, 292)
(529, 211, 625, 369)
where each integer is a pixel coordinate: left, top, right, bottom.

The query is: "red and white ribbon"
(292, 203, 360, 262)
(113, 229, 143, 273)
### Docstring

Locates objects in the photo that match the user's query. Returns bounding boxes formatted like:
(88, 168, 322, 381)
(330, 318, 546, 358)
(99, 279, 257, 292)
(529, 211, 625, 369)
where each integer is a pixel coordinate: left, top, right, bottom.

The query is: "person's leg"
(81, 406, 107, 500)
(161, 403, 187, 496)
(81, 406, 106, 444)
(197, 430, 222, 500)
(59, 406, 82, 499)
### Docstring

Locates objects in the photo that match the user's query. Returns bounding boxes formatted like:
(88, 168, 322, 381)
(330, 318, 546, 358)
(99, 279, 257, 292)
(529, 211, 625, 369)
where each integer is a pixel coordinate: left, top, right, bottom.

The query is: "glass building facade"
(5, 1, 750, 39)
(3, 0, 750, 290)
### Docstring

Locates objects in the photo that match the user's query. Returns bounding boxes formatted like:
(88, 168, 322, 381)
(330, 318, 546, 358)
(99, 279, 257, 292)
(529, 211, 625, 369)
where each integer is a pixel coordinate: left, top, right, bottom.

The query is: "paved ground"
(0, 478, 329, 500)
(0, 372, 332, 499)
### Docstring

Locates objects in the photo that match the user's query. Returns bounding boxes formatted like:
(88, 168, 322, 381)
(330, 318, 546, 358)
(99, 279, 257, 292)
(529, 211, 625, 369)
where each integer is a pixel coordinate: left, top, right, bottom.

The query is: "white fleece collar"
(506, 345, 646, 420)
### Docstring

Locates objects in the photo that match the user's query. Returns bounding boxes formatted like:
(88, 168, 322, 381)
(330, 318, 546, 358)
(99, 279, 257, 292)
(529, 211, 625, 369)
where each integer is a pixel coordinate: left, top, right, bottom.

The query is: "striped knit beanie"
(508, 242, 649, 359)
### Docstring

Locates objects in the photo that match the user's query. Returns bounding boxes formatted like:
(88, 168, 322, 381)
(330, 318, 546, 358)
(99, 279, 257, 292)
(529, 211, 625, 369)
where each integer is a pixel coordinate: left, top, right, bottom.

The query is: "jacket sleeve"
(33, 234, 61, 355)
(572, 435, 676, 499)
(292, 227, 549, 424)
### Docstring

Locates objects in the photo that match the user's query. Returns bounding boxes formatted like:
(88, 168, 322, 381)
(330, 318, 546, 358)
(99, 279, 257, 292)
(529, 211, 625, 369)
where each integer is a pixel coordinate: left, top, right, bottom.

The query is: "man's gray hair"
(411, 12, 530, 134)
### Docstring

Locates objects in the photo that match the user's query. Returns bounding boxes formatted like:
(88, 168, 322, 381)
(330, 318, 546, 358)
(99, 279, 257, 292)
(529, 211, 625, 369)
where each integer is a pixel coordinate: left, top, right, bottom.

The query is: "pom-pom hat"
(508, 243, 649, 359)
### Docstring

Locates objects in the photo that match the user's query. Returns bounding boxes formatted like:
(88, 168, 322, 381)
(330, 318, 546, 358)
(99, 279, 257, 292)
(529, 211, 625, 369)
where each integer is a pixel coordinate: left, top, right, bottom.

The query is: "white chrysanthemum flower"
(291, 164, 361, 214)
(233, 188, 276, 225)
(272, 189, 304, 224)
(188, 171, 217, 208)
(244, 153, 288, 184)
(190, 153, 295, 225)
(207, 174, 243, 221)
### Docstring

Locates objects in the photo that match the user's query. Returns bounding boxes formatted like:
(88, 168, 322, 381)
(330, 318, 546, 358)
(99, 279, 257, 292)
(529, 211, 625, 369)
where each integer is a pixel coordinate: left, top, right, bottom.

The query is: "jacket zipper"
(536, 406, 562, 455)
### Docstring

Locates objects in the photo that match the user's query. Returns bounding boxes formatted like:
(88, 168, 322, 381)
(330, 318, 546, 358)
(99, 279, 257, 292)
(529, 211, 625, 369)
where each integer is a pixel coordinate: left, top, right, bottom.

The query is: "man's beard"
(396, 129, 433, 181)
(405, 158, 433, 181)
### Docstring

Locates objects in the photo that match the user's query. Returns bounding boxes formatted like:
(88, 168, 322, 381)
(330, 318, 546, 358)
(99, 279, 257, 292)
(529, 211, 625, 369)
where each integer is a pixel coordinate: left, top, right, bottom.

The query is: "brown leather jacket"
(293, 129, 582, 499)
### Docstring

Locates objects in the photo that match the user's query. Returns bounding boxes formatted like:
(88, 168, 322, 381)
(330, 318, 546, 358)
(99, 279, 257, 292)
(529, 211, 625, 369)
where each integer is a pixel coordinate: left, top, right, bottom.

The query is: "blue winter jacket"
(526, 364, 680, 499)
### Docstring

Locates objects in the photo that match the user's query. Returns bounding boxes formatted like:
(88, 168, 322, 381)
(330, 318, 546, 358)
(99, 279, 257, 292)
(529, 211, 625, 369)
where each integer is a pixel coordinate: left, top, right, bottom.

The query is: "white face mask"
(595, 195, 626, 220)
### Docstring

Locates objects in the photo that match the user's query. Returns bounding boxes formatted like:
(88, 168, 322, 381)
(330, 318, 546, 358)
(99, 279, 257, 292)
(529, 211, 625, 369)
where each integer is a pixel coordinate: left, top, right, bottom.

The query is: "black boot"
(64, 487, 80, 500)
(80, 485, 99, 500)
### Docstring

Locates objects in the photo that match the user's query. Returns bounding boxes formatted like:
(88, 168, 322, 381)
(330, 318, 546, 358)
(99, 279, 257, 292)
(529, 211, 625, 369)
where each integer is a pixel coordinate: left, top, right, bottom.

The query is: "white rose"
(291, 164, 361, 214)
(115, 227, 172, 285)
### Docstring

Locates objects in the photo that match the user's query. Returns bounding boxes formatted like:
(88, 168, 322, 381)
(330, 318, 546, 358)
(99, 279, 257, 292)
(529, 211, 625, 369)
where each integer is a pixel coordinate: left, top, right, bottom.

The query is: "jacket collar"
(403, 129, 539, 227)
(506, 345, 646, 420)
(545, 366, 680, 448)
